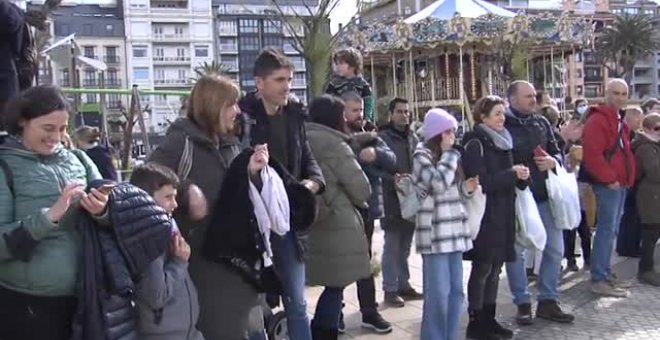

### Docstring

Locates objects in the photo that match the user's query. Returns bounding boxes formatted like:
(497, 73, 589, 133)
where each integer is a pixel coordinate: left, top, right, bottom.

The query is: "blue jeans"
(312, 287, 344, 330)
(505, 201, 564, 303)
(382, 227, 415, 293)
(421, 252, 464, 340)
(591, 185, 627, 282)
(271, 232, 311, 340)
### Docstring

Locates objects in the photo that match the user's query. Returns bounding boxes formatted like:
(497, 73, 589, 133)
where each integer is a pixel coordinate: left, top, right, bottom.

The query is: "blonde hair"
(187, 74, 241, 138)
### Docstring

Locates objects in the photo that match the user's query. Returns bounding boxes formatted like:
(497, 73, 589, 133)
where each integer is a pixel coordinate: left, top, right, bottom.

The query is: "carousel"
(338, 0, 596, 125)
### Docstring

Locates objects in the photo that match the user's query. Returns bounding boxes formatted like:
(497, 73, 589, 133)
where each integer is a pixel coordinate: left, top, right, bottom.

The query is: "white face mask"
(576, 105, 588, 115)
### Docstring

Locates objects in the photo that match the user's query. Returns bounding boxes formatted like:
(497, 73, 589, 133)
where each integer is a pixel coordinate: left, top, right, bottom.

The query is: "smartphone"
(533, 145, 549, 158)
(97, 184, 116, 195)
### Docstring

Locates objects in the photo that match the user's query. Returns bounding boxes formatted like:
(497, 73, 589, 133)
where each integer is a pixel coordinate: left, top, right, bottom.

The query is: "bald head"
(507, 81, 537, 115)
(605, 78, 629, 110)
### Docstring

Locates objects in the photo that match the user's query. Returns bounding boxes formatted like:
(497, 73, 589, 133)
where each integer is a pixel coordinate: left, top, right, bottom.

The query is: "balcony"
(218, 44, 238, 53)
(83, 79, 99, 87)
(223, 60, 239, 71)
(153, 56, 191, 64)
(104, 55, 121, 64)
(105, 78, 122, 87)
(108, 101, 123, 109)
(218, 27, 237, 36)
(152, 33, 188, 42)
(60, 78, 71, 87)
(583, 74, 603, 82)
(283, 44, 298, 54)
(83, 54, 97, 60)
(154, 78, 191, 86)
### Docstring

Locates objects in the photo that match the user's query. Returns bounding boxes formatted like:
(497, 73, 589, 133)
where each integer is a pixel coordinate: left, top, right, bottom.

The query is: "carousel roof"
(404, 0, 515, 24)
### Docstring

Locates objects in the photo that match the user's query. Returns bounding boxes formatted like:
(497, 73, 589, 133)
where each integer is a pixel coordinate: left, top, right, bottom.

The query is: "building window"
(133, 45, 148, 58)
(178, 69, 187, 80)
(645, 9, 655, 15)
(624, 7, 639, 14)
(241, 78, 256, 87)
(174, 26, 184, 36)
(194, 45, 209, 57)
(240, 36, 260, 51)
(218, 20, 237, 34)
(60, 69, 70, 86)
(264, 20, 281, 34)
(576, 85, 583, 96)
(239, 19, 259, 33)
(133, 67, 149, 80)
(576, 69, 582, 78)
(263, 36, 282, 49)
(84, 46, 96, 58)
(108, 93, 122, 109)
(86, 94, 97, 103)
(574, 52, 582, 63)
(219, 37, 237, 50)
(155, 68, 165, 80)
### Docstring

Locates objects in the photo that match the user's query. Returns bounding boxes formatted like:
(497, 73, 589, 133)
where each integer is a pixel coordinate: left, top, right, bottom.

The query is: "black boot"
(466, 310, 499, 340)
(311, 320, 339, 340)
(483, 304, 514, 339)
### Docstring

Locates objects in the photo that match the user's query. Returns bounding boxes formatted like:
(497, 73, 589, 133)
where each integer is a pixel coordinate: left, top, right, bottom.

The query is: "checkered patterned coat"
(412, 145, 473, 255)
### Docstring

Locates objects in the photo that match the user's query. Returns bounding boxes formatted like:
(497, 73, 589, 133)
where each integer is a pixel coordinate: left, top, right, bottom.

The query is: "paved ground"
(302, 223, 660, 340)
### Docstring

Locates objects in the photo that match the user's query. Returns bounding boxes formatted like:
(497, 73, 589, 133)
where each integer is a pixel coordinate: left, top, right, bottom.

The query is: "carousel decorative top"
(338, 9, 595, 53)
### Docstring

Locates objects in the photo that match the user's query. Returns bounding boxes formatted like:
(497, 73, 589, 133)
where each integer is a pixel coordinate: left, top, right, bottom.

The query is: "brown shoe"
(398, 287, 423, 301)
(384, 292, 405, 308)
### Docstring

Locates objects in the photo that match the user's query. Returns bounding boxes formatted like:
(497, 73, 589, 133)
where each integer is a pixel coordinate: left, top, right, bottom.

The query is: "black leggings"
(0, 285, 76, 340)
(563, 210, 592, 264)
(467, 261, 503, 311)
(639, 225, 660, 273)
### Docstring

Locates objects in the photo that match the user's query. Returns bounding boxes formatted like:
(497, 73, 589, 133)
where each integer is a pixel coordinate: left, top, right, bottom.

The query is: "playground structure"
(338, 0, 596, 126)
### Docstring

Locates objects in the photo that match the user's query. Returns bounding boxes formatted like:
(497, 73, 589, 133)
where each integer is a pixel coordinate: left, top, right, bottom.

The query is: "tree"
(268, 0, 359, 96)
(192, 61, 229, 81)
(595, 14, 660, 84)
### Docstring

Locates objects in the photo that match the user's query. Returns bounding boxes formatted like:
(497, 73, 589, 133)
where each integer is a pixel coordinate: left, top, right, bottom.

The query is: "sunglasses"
(654, 126, 660, 132)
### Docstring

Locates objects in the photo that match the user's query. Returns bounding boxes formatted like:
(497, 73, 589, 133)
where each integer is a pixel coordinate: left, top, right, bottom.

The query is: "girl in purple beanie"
(412, 108, 479, 340)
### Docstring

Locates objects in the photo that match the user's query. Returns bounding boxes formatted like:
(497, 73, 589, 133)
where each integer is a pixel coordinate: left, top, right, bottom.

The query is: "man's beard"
(347, 120, 363, 132)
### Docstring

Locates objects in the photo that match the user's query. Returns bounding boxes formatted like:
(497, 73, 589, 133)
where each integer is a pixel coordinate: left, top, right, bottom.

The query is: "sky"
(330, 0, 359, 34)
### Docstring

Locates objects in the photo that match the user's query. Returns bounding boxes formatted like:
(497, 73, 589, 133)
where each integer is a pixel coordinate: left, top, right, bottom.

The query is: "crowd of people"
(1, 42, 660, 340)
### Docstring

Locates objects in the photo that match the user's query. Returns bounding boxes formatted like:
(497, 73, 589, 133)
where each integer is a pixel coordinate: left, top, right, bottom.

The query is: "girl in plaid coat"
(412, 109, 479, 340)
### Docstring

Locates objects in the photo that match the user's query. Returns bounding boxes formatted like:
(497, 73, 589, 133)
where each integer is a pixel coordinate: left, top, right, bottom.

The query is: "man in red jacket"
(581, 78, 636, 298)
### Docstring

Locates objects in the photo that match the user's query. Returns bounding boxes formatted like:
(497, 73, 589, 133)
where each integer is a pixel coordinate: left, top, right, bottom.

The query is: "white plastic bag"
(464, 185, 486, 240)
(546, 164, 581, 230)
(515, 187, 547, 251)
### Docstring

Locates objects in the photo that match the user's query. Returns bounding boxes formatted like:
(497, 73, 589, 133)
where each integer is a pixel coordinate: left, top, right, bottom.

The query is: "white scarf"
(248, 165, 291, 267)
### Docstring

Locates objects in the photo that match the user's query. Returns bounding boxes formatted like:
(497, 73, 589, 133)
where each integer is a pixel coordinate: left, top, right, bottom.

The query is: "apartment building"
(123, 0, 215, 134)
(213, 0, 313, 103)
(32, 1, 128, 127)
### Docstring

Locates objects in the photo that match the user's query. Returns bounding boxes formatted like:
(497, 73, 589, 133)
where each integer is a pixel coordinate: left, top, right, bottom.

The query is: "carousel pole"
(470, 47, 476, 100)
(370, 55, 377, 103)
(459, 45, 465, 125)
(550, 46, 555, 102)
(408, 50, 416, 119)
(543, 54, 547, 92)
(487, 55, 493, 95)
(445, 51, 450, 99)
(391, 53, 397, 97)
(430, 57, 436, 103)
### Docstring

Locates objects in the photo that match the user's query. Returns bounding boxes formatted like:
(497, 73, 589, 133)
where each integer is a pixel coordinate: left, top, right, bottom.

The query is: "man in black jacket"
(378, 98, 422, 308)
(340, 91, 397, 334)
(0, 0, 24, 108)
(238, 47, 325, 340)
(503, 81, 574, 326)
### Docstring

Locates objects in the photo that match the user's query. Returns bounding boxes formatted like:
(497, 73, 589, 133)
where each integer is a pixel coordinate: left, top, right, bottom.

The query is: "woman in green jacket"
(305, 95, 372, 339)
(0, 86, 108, 340)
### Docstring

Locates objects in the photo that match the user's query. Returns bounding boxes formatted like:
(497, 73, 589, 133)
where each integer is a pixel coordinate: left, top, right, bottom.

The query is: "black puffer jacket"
(505, 108, 562, 202)
(71, 181, 171, 340)
(202, 148, 317, 293)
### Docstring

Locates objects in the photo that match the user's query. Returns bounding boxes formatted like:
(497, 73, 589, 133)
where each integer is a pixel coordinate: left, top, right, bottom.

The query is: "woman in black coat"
(462, 96, 529, 340)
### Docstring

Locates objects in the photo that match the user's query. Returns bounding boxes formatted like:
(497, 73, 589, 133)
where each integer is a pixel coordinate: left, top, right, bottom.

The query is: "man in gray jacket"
(378, 98, 422, 307)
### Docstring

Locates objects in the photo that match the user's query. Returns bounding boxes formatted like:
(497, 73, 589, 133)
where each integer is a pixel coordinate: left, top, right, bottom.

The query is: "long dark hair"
(309, 95, 346, 132)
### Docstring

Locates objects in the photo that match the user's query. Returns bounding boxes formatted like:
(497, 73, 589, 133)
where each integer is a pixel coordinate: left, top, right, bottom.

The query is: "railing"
(224, 61, 239, 71)
(292, 79, 306, 87)
(106, 78, 122, 87)
(218, 27, 237, 35)
(108, 101, 122, 109)
(60, 78, 71, 87)
(153, 33, 188, 41)
(584, 75, 603, 82)
(83, 79, 98, 87)
(104, 55, 120, 64)
(218, 44, 238, 52)
(152, 56, 191, 63)
(154, 79, 190, 85)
